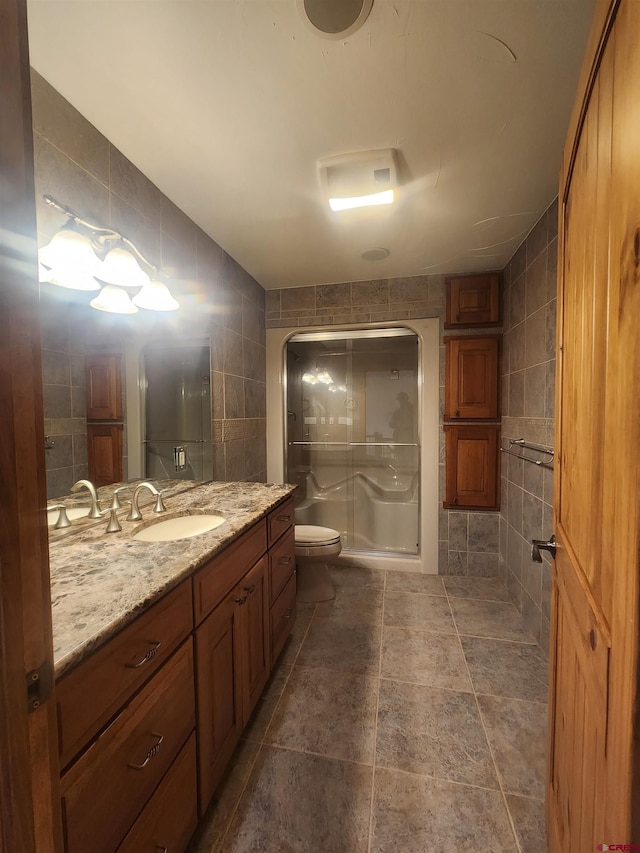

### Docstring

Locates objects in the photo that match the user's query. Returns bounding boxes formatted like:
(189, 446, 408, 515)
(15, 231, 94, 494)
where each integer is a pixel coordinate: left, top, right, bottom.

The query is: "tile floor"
(190, 568, 549, 853)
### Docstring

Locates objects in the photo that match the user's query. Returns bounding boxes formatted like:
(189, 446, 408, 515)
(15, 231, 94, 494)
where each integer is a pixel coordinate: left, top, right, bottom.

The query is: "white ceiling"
(26, 0, 594, 290)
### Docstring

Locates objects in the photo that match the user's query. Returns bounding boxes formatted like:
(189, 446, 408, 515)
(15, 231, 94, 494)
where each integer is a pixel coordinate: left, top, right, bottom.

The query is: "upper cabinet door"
(86, 354, 122, 421)
(445, 336, 500, 420)
(445, 273, 501, 327)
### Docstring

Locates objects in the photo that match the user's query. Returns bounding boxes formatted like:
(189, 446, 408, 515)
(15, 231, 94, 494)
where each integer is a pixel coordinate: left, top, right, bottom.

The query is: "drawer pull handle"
(126, 641, 162, 669)
(283, 608, 293, 619)
(277, 514, 291, 522)
(155, 847, 168, 853)
(235, 595, 247, 605)
(244, 584, 256, 594)
(128, 732, 164, 770)
(279, 556, 293, 565)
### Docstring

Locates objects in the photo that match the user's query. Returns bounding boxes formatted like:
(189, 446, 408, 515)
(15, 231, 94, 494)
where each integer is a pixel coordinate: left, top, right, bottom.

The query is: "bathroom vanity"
(49, 480, 296, 853)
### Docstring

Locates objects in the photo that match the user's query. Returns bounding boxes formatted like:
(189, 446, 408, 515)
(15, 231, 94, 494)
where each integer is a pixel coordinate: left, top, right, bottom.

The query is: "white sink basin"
(47, 506, 91, 526)
(132, 514, 226, 542)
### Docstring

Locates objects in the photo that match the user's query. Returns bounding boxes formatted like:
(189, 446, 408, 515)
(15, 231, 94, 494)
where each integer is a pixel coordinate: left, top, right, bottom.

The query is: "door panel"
(550, 0, 640, 846)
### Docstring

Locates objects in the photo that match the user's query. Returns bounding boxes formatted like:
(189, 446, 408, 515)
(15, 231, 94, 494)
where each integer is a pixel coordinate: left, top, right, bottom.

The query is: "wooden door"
(549, 0, 640, 846)
(195, 590, 243, 814)
(240, 556, 270, 723)
(444, 336, 500, 420)
(85, 354, 122, 420)
(87, 423, 123, 486)
(443, 424, 500, 510)
(0, 0, 63, 849)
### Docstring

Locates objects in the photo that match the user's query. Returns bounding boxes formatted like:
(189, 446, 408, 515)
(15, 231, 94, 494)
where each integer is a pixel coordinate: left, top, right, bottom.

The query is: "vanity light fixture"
(302, 367, 334, 385)
(38, 195, 179, 312)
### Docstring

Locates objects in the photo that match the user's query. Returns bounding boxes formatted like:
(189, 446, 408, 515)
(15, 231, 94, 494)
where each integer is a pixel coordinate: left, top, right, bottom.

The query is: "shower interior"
(286, 329, 420, 556)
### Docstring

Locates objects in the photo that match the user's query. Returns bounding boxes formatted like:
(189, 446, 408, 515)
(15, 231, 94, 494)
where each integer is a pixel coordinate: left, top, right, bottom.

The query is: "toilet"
(294, 524, 342, 603)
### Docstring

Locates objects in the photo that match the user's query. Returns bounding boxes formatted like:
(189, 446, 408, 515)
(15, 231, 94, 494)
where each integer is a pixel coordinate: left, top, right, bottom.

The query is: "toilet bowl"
(294, 524, 342, 603)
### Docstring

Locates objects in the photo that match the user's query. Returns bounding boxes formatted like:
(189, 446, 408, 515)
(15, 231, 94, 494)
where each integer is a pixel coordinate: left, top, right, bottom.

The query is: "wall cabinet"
(445, 335, 500, 420)
(443, 424, 500, 510)
(55, 497, 296, 853)
(445, 273, 501, 328)
(87, 423, 123, 487)
(85, 354, 122, 421)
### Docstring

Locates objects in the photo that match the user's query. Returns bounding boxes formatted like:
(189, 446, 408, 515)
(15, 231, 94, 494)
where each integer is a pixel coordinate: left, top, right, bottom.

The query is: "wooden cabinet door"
(87, 423, 123, 486)
(445, 273, 501, 327)
(443, 425, 500, 509)
(239, 556, 270, 724)
(85, 353, 122, 420)
(195, 590, 243, 813)
(445, 336, 500, 419)
(548, 1, 640, 847)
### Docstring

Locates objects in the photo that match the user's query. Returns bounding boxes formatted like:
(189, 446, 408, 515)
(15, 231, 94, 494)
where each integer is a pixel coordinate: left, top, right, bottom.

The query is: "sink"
(47, 506, 91, 526)
(132, 514, 226, 542)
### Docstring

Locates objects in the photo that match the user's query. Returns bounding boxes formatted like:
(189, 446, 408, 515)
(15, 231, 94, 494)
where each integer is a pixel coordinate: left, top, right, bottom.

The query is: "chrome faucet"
(126, 482, 167, 522)
(70, 479, 102, 519)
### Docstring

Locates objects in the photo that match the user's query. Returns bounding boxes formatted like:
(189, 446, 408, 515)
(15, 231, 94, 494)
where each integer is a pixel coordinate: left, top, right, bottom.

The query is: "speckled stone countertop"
(49, 480, 295, 679)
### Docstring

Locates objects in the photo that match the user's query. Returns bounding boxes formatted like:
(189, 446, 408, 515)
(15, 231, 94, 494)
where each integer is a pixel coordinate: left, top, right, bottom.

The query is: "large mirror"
(32, 71, 267, 500)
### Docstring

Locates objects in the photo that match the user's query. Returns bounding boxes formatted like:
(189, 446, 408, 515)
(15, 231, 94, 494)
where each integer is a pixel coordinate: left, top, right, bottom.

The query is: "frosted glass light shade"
(99, 247, 150, 288)
(42, 267, 101, 291)
(90, 284, 139, 314)
(38, 228, 104, 288)
(39, 229, 102, 271)
(132, 280, 179, 311)
(329, 189, 394, 211)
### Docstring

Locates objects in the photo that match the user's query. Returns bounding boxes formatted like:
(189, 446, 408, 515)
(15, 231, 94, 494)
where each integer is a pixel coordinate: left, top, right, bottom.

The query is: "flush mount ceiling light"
(38, 195, 179, 313)
(318, 149, 398, 212)
(298, 0, 374, 40)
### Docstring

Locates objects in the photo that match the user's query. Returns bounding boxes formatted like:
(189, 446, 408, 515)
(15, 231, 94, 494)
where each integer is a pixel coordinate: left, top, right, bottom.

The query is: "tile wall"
(499, 199, 558, 650)
(265, 278, 503, 576)
(32, 71, 267, 498)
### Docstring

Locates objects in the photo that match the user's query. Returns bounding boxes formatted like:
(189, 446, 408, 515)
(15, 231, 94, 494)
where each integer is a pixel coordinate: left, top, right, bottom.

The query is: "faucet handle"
(104, 508, 122, 534)
(153, 492, 167, 514)
(50, 504, 71, 529)
(110, 486, 129, 511)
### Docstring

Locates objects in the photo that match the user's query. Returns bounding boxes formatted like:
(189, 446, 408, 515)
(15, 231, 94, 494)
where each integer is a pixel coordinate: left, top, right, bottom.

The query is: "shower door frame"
(266, 319, 440, 574)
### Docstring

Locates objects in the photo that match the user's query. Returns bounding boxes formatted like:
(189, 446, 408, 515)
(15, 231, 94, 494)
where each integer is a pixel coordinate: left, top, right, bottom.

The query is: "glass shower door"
(286, 329, 419, 555)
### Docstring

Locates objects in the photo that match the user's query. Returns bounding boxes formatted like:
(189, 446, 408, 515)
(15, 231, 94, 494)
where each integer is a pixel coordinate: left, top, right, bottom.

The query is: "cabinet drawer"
(61, 640, 195, 853)
(117, 732, 197, 853)
(270, 571, 297, 666)
(57, 580, 193, 770)
(269, 526, 295, 605)
(267, 497, 294, 547)
(193, 521, 267, 625)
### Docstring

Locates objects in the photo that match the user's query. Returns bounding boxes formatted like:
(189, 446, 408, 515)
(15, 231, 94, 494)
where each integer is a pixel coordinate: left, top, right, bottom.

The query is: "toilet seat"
(294, 524, 341, 547)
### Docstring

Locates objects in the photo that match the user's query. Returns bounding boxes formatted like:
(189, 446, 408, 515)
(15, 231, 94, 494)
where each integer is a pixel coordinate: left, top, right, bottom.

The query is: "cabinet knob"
(244, 584, 256, 594)
(235, 595, 247, 605)
(454, 409, 460, 417)
(280, 556, 293, 565)
(283, 608, 293, 619)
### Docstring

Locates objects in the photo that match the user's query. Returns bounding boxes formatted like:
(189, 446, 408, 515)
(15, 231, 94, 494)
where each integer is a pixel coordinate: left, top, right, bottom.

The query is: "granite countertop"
(49, 480, 296, 679)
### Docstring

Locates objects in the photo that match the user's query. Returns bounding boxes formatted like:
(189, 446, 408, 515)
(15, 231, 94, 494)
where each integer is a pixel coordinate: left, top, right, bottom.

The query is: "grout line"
(259, 741, 376, 770)
(372, 761, 506, 795)
(366, 569, 386, 853)
(444, 581, 523, 853)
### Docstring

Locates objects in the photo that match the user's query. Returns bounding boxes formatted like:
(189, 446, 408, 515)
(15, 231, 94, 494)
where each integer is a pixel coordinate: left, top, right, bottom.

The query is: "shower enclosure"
(286, 329, 420, 555)
(143, 344, 212, 481)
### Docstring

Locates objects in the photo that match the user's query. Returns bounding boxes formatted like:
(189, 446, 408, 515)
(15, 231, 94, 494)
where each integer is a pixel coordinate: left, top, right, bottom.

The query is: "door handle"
(531, 535, 556, 563)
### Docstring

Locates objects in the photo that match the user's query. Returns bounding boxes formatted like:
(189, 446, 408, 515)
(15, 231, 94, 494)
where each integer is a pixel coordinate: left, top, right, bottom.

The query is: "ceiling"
(26, 0, 594, 290)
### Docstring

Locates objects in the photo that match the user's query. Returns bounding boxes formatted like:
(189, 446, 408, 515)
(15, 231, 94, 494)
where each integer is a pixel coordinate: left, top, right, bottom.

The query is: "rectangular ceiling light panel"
(318, 148, 398, 211)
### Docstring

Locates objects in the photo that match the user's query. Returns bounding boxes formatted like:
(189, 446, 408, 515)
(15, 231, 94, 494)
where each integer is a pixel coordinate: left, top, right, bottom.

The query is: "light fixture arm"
(43, 194, 158, 274)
